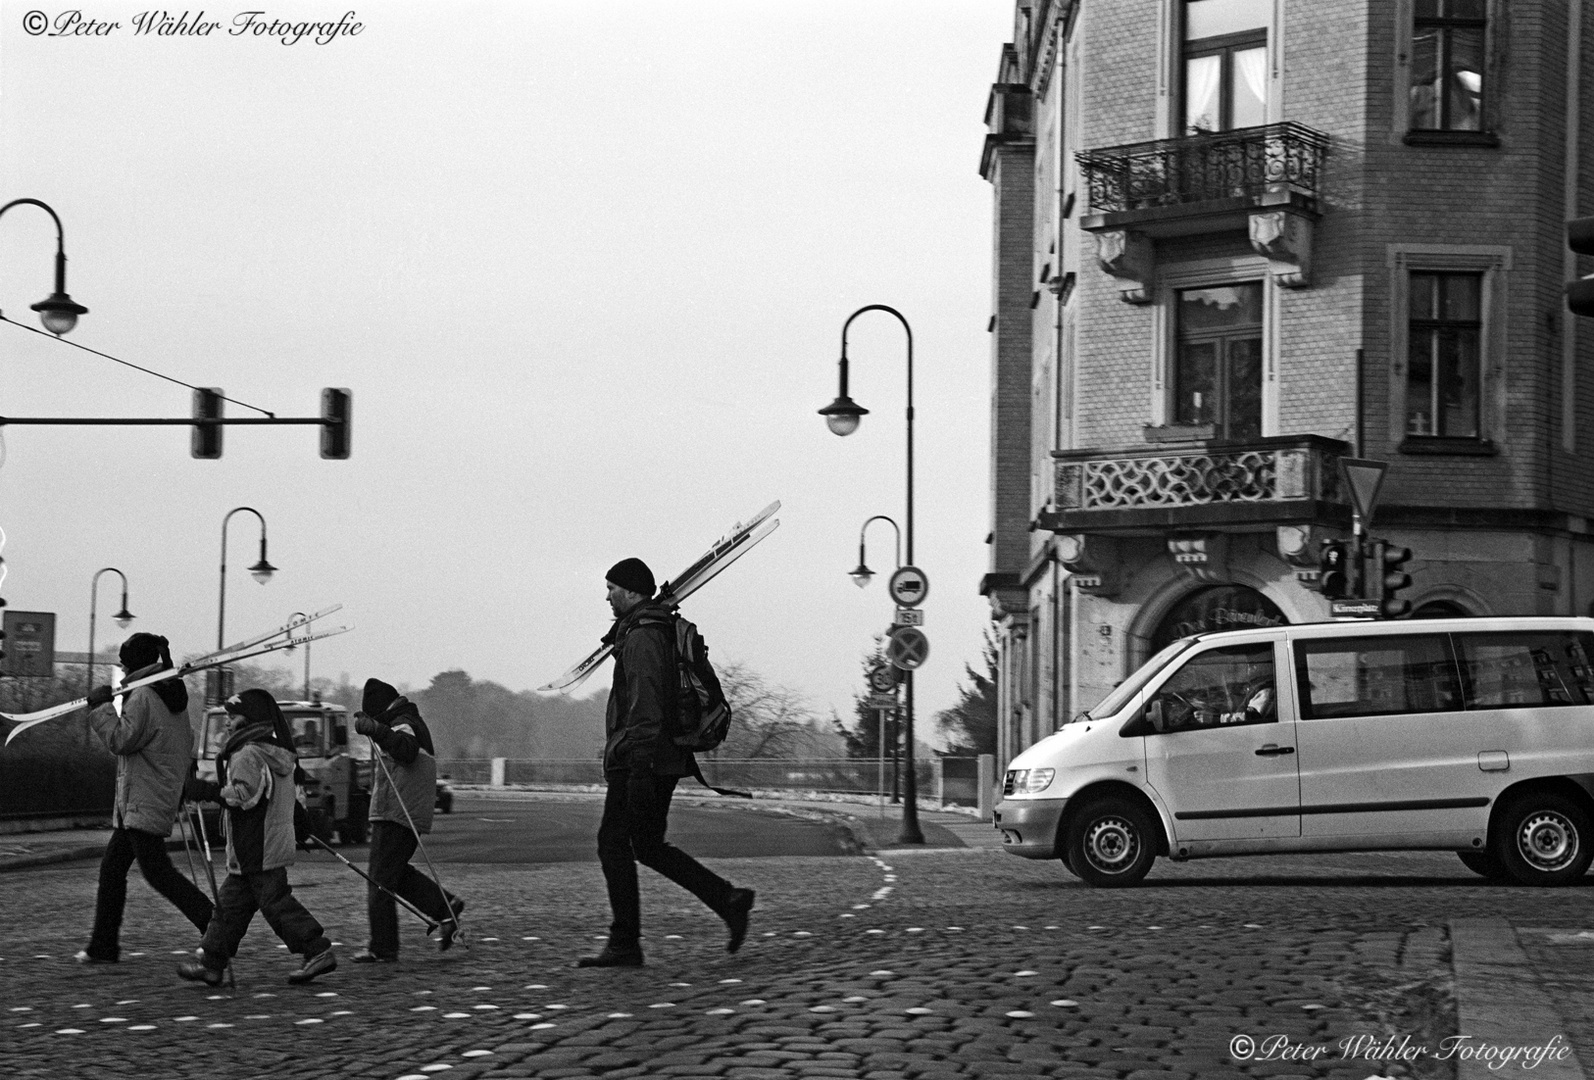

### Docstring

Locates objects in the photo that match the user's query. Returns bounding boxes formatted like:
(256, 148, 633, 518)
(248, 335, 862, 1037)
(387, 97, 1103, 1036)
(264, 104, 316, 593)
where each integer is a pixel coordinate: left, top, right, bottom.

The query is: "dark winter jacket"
(89, 661, 193, 837)
(366, 697, 437, 834)
(603, 600, 692, 778)
(190, 720, 300, 873)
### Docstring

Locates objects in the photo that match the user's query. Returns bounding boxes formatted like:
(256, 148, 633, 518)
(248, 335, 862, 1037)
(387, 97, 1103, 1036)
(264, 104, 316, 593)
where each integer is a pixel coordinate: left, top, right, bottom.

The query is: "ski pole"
(371, 750, 464, 947)
(189, 803, 235, 987)
(304, 834, 438, 931)
(175, 806, 201, 891)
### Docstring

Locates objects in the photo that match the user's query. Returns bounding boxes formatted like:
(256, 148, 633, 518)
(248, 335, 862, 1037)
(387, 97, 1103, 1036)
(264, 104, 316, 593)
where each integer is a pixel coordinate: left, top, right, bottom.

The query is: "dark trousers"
(86, 826, 214, 960)
(597, 768, 733, 948)
(367, 820, 457, 956)
(199, 867, 328, 968)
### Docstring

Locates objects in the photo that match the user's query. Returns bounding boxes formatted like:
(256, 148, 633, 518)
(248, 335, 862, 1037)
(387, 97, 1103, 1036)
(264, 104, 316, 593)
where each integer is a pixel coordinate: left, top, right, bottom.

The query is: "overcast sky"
(0, 1, 1011, 745)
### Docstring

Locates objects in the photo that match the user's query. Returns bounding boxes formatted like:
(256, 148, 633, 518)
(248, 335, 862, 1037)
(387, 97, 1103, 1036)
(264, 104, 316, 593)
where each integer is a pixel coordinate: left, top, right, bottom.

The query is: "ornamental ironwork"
(1055, 446, 1336, 512)
(1077, 122, 1329, 216)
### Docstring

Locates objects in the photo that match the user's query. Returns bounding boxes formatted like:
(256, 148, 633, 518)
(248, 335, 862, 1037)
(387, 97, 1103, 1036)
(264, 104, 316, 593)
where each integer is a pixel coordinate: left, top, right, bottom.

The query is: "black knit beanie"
(605, 558, 655, 597)
(119, 632, 170, 671)
(362, 677, 400, 717)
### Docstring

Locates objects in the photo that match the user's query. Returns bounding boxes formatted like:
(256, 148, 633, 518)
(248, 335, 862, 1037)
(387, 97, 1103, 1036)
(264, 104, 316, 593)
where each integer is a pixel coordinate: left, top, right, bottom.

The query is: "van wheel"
(1065, 797, 1156, 888)
(1456, 850, 1508, 880)
(1493, 793, 1594, 887)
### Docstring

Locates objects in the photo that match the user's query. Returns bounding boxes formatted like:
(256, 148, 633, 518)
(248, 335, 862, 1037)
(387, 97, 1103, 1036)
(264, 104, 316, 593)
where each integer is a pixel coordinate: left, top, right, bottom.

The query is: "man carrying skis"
(177, 689, 337, 986)
(351, 678, 463, 962)
(77, 633, 214, 964)
(578, 558, 754, 968)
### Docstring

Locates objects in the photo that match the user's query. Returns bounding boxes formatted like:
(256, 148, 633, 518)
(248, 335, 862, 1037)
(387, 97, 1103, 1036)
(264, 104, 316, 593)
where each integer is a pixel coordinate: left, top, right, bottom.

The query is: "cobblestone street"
(4, 834, 1593, 1080)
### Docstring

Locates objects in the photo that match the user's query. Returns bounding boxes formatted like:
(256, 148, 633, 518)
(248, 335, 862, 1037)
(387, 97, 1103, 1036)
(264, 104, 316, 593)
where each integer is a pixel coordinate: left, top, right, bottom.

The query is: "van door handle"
(1254, 744, 1295, 756)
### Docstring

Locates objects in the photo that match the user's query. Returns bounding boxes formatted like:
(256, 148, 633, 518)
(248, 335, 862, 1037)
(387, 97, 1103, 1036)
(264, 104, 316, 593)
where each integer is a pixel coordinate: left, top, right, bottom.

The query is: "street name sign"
(894, 608, 924, 626)
(1330, 599, 1379, 620)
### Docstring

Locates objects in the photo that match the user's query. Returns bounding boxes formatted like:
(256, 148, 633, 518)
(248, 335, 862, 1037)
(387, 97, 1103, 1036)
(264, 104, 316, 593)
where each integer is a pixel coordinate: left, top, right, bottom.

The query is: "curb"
(1, 845, 110, 871)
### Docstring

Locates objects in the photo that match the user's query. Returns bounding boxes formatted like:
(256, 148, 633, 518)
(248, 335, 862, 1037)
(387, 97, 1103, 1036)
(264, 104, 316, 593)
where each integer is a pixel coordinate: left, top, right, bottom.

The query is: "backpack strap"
(688, 755, 752, 799)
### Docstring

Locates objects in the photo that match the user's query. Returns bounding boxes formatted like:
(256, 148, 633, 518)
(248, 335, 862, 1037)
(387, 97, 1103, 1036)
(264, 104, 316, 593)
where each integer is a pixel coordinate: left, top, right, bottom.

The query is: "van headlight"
(1007, 768, 1055, 794)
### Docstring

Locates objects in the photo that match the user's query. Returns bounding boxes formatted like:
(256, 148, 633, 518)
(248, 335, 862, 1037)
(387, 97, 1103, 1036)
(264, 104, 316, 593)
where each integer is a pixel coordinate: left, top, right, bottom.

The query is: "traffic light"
(1569, 217, 1594, 318)
(191, 387, 224, 459)
(320, 387, 352, 459)
(1376, 540, 1414, 618)
(1318, 538, 1351, 599)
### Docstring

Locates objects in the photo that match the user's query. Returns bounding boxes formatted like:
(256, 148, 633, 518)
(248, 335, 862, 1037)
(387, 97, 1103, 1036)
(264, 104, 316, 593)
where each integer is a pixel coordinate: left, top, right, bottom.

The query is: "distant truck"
(196, 697, 372, 845)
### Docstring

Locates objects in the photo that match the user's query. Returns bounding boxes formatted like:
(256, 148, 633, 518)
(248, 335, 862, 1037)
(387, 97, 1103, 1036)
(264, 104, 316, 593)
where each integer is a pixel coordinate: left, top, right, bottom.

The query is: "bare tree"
(713, 660, 841, 759)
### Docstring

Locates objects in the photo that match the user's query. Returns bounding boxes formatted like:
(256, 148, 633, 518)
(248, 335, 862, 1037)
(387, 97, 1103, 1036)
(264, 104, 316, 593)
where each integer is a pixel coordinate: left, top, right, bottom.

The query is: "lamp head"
(31, 292, 87, 337)
(849, 563, 874, 588)
(249, 558, 277, 585)
(819, 394, 867, 437)
(113, 607, 134, 630)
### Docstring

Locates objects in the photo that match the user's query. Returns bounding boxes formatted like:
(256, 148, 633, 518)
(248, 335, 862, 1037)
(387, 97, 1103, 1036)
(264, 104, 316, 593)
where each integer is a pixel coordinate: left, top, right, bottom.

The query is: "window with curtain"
(1174, 283, 1263, 439)
(1182, 0, 1269, 135)
(1410, 0, 1485, 132)
(1406, 272, 1482, 439)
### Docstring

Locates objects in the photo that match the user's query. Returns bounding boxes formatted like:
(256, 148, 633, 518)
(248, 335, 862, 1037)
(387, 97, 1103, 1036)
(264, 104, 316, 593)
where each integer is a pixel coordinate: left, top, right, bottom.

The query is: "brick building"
(980, 0, 1594, 770)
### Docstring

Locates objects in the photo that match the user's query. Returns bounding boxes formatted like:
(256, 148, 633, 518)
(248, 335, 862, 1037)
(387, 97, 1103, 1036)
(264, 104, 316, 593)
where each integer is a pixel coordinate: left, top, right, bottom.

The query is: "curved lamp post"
(818, 304, 924, 844)
(850, 514, 902, 588)
(87, 567, 134, 692)
(0, 198, 89, 336)
(217, 508, 276, 699)
(285, 610, 311, 700)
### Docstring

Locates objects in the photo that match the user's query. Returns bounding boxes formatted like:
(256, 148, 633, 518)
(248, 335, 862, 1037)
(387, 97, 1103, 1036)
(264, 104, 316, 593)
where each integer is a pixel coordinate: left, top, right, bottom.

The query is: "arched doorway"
(1149, 584, 1288, 653)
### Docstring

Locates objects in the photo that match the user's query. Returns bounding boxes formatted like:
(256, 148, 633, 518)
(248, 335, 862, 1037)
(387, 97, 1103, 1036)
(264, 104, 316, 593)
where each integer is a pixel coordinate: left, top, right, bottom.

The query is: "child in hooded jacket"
(178, 689, 337, 986)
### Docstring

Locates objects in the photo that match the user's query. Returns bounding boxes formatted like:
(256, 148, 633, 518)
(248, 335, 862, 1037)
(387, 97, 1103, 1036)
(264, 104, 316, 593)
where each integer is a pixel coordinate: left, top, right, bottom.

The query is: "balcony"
(1037, 434, 1350, 535)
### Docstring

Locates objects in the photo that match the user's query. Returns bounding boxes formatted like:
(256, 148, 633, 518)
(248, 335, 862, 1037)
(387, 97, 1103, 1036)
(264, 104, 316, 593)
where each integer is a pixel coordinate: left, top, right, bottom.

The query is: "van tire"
(1064, 797, 1156, 887)
(1456, 850, 1508, 880)
(1493, 792, 1594, 887)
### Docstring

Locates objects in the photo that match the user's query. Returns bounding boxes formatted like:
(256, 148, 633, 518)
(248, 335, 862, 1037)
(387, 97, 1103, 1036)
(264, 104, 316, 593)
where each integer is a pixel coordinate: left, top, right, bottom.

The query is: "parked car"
(996, 616, 1594, 888)
(435, 775, 454, 814)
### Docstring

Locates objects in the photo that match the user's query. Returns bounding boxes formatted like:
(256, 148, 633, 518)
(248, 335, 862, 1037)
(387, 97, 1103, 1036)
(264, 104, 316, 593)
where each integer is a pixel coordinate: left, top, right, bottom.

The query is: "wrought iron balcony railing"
(1077, 122, 1329, 219)
(1041, 434, 1349, 534)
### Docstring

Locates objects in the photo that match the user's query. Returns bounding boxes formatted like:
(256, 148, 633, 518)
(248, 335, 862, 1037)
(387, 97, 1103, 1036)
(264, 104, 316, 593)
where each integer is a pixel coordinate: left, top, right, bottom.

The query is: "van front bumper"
(993, 797, 1067, 859)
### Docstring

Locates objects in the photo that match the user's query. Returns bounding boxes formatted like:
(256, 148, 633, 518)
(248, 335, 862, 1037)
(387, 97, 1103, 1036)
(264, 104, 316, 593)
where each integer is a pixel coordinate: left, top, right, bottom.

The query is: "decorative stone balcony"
(1036, 434, 1350, 535)
(1075, 122, 1330, 298)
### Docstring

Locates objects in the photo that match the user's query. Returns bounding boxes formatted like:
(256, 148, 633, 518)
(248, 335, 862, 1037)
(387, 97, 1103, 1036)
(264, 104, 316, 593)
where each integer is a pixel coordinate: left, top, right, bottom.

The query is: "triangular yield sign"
(1339, 458, 1388, 525)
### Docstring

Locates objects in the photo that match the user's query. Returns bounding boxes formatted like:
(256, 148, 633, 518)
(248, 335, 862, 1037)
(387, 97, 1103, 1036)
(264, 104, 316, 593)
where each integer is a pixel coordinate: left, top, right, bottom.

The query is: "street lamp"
(217, 507, 276, 700)
(285, 611, 311, 700)
(850, 514, 901, 588)
(86, 567, 134, 692)
(0, 198, 89, 336)
(818, 303, 924, 844)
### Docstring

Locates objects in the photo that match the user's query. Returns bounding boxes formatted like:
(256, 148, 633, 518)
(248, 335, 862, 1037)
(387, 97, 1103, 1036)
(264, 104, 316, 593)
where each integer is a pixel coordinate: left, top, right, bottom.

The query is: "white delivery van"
(994, 616, 1594, 887)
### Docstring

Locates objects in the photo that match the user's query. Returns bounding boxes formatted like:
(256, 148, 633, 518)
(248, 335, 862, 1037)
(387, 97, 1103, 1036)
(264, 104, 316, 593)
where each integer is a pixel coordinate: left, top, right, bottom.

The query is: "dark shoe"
(176, 960, 228, 987)
(438, 897, 466, 952)
(575, 945, 644, 968)
(723, 887, 755, 953)
(74, 949, 117, 965)
(287, 947, 337, 985)
(350, 949, 396, 964)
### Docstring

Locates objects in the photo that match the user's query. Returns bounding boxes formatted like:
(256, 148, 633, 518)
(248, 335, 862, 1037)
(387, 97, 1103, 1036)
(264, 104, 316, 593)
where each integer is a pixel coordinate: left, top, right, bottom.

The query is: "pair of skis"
(537, 500, 781, 693)
(0, 605, 351, 747)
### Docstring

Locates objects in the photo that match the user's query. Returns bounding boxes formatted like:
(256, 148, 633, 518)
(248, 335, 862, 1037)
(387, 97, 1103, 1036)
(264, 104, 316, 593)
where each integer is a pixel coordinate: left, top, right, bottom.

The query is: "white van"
(994, 616, 1594, 887)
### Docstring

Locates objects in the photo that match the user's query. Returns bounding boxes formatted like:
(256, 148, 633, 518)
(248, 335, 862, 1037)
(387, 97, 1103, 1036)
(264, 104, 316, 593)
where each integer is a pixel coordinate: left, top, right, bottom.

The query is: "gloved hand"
(182, 777, 214, 803)
(293, 801, 314, 848)
(86, 685, 115, 709)
(354, 713, 380, 738)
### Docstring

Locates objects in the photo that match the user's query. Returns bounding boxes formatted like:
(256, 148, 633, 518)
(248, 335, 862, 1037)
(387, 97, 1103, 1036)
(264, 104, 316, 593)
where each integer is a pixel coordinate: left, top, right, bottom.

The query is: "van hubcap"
(1517, 812, 1578, 872)
(1083, 816, 1139, 874)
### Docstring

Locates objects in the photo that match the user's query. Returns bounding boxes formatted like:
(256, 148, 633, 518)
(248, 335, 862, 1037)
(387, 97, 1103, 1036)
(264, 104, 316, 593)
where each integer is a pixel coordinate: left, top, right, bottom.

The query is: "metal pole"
(218, 507, 267, 702)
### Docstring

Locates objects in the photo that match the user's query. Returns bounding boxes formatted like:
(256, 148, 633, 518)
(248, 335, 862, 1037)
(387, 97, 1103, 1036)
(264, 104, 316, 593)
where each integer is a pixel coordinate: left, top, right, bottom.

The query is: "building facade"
(980, 0, 1594, 772)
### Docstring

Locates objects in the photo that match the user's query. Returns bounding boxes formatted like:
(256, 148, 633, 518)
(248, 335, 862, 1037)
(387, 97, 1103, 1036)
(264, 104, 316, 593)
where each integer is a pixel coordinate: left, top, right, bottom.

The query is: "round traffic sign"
(887, 565, 930, 607)
(886, 626, 930, 670)
(868, 664, 898, 693)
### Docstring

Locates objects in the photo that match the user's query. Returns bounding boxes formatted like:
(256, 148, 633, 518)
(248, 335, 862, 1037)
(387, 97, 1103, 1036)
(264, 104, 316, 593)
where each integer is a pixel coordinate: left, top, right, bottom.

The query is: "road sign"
(867, 693, 899, 709)
(886, 625, 930, 670)
(868, 665, 898, 693)
(887, 565, 930, 607)
(894, 608, 924, 626)
(1330, 599, 1379, 620)
(0, 611, 55, 678)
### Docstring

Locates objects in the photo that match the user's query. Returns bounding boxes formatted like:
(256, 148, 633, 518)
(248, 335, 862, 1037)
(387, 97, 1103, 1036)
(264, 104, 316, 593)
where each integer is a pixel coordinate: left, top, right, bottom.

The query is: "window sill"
(1398, 437, 1498, 456)
(1144, 424, 1216, 444)
(1403, 130, 1500, 148)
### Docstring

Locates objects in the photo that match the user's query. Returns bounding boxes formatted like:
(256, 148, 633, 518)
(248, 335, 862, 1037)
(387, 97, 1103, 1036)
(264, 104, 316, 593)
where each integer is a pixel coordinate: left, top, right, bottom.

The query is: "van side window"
(1148, 643, 1275, 732)
(1455, 631, 1594, 708)
(1294, 635, 1459, 719)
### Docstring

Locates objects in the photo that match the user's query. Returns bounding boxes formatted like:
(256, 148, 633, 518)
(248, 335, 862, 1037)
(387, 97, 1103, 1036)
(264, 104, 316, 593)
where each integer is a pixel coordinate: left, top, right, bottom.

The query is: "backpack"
(670, 616, 750, 797)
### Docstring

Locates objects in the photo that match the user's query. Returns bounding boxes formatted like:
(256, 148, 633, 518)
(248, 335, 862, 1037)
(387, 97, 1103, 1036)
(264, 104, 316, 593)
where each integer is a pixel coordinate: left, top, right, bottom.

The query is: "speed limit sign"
(886, 626, 930, 670)
(868, 664, 898, 693)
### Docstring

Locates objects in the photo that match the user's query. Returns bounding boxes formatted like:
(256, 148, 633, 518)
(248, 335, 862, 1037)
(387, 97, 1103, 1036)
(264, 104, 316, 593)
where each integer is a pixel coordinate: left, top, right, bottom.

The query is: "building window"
(1174, 283, 1263, 439)
(1182, 0, 1269, 135)
(1406, 272, 1481, 439)
(1409, 0, 1485, 132)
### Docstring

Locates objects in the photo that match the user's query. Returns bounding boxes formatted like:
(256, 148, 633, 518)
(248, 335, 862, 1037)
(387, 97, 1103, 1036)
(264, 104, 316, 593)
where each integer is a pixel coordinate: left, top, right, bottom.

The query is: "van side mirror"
(1120, 699, 1161, 737)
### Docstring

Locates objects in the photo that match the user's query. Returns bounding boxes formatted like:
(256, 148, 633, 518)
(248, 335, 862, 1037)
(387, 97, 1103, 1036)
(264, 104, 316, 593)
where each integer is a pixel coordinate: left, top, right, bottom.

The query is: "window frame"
(1158, 0, 1281, 140)
(1390, 0, 1501, 146)
(1150, 255, 1277, 436)
(1405, 271, 1483, 440)
(1292, 633, 1463, 721)
(1173, 282, 1265, 440)
(1181, 27, 1269, 135)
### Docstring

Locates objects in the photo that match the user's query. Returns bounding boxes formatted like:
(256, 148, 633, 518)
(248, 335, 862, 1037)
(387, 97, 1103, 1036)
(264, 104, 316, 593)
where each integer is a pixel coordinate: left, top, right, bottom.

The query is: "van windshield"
(1068, 636, 1199, 723)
